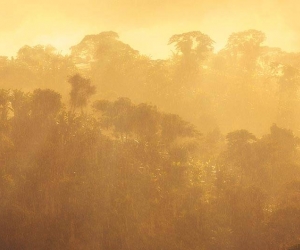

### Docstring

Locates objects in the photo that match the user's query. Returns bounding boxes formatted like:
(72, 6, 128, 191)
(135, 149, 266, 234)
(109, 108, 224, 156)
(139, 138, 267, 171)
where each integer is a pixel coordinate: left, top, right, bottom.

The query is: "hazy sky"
(1, 0, 300, 59)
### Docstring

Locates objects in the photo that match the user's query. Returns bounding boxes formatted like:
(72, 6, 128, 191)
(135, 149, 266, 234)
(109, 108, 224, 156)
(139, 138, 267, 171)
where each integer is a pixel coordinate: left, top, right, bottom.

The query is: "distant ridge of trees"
(1, 30, 300, 136)
(1, 29, 300, 137)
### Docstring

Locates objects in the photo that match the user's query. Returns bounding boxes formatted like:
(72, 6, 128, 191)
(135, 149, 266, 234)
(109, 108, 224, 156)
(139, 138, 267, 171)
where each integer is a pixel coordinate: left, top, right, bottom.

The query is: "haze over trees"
(1, 29, 300, 249)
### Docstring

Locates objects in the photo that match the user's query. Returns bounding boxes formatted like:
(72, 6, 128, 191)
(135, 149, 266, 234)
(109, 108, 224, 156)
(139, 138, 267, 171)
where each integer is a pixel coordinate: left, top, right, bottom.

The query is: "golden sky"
(1, 0, 300, 59)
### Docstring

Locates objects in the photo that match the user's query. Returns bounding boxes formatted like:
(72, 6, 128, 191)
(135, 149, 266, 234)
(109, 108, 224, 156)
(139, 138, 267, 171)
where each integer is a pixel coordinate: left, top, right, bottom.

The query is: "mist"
(2, 1, 300, 250)
(2, 0, 300, 58)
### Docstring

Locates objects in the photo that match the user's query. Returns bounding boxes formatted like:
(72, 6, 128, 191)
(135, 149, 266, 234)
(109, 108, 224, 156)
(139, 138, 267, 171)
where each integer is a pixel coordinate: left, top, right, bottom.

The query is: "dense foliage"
(1, 30, 300, 249)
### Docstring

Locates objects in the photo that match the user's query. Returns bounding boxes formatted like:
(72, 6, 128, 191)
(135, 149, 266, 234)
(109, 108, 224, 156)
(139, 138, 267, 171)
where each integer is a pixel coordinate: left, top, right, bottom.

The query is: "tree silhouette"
(68, 74, 96, 112)
(169, 31, 214, 61)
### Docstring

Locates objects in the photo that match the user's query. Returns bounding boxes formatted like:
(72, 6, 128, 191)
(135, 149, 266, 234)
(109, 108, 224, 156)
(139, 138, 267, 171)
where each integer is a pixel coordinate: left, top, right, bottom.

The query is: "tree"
(222, 130, 258, 185)
(0, 89, 11, 131)
(68, 74, 96, 112)
(15, 45, 76, 93)
(169, 31, 214, 61)
(224, 29, 265, 73)
(275, 64, 300, 130)
(168, 31, 214, 86)
(31, 89, 62, 119)
(267, 181, 300, 249)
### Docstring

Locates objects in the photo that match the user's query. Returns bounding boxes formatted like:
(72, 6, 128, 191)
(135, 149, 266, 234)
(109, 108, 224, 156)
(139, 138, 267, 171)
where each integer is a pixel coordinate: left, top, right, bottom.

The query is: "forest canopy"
(1, 30, 300, 249)
(2, 30, 300, 135)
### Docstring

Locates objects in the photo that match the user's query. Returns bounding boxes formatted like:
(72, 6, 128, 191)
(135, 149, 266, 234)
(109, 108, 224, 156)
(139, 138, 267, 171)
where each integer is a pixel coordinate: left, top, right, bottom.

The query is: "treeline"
(1, 30, 300, 135)
(1, 82, 300, 249)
